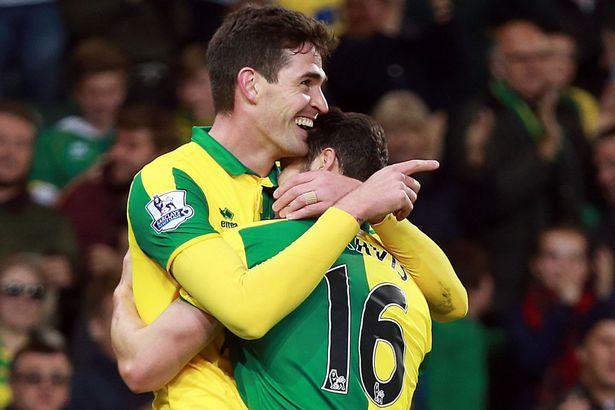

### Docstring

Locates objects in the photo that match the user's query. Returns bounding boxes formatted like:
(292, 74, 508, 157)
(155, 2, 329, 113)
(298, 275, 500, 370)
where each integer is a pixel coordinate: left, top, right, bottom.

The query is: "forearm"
(174, 207, 359, 339)
(372, 215, 468, 321)
(112, 285, 220, 392)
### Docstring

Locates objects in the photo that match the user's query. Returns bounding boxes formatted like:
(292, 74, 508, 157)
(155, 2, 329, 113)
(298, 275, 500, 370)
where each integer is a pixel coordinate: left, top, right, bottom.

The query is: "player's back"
(223, 219, 432, 409)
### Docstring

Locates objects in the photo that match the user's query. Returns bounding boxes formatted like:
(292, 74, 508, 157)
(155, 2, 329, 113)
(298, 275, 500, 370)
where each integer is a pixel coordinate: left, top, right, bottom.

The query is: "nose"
(311, 87, 328, 114)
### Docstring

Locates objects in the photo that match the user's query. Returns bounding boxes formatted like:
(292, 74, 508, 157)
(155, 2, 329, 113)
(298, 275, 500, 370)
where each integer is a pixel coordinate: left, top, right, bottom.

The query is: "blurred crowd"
(1, 0, 615, 409)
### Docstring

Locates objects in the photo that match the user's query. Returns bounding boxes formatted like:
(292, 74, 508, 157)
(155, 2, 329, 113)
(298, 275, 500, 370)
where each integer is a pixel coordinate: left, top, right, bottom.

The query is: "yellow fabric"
(566, 86, 600, 138)
(129, 138, 275, 409)
(371, 215, 468, 322)
(277, 0, 345, 34)
(355, 229, 432, 409)
(176, 207, 360, 339)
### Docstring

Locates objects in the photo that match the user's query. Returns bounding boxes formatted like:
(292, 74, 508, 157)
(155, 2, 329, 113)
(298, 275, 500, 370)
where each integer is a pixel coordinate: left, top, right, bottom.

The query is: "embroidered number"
(321, 266, 407, 406)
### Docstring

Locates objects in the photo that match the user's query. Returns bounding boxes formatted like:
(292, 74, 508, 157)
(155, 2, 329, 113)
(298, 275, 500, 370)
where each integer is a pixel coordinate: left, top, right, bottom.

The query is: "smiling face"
(253, 44, 328, 159)
(532, 229, 589, 292)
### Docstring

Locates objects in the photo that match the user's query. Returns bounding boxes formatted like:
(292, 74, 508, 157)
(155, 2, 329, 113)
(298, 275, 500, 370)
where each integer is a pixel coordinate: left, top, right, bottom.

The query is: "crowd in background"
(1, 0, 615, 409)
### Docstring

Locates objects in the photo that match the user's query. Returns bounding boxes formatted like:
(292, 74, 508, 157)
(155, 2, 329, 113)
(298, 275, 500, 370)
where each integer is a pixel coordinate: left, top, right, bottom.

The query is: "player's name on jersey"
(347, 236, 408, 281)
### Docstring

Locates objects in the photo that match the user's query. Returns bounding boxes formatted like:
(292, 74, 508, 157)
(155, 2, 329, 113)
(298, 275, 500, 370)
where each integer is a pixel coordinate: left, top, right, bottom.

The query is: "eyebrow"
(302, 71, 327, 83)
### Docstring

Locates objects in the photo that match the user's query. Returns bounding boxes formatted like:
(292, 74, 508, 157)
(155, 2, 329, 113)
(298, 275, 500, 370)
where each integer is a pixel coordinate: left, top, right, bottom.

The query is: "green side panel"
(127, 169, 216, 269)
(231, 220, 369, 409)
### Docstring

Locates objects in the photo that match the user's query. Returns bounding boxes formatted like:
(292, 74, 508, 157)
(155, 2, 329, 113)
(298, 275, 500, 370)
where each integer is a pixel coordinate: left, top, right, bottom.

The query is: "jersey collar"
(192, 126, 278, 186)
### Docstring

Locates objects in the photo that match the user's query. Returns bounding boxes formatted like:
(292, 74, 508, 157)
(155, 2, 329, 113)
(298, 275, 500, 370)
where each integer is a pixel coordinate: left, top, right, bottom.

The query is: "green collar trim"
(192, 126, 278, 185)
(489, 78, 544, 141)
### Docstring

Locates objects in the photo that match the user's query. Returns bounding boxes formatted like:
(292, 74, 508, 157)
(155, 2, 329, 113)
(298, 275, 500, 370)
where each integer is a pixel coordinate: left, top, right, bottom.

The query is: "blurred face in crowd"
(10, 351, 72, 410)
(178, 68, 215, 121)
(106, 127, 158, 187)
(532, 229, 589, 292)
(579, 320, 615, 391)
(595, 136, 615, 205)
(74, 71, 126, 130)
(547, 33, 577, 90)
(0, 113, 35, 188)
(384, 116, 445, 164)
(491, 22, 551, 101)
(0, 264, 45, 333)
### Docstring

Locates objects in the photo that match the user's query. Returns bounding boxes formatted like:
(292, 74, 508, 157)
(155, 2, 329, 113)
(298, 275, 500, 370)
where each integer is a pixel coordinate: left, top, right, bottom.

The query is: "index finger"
(389, 159, 440, 175)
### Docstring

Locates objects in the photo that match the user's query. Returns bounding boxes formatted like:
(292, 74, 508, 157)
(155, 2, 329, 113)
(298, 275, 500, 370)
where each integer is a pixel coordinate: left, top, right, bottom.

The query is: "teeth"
(295, 117, 314, 129)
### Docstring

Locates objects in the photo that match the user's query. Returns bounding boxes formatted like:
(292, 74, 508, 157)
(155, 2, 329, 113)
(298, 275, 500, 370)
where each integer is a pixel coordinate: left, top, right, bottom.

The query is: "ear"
(317, 148, 341, 173)
(237, 68, 258, 104)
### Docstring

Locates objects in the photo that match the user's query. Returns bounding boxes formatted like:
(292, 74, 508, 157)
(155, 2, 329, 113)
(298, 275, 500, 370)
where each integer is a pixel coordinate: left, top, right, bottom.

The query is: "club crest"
(146, 190, 194, 233)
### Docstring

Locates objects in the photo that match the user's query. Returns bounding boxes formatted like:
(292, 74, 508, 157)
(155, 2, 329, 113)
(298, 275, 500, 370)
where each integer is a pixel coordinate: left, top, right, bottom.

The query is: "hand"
(465, 108, 494, 167)
(557, 394, 591, 410)
(556, 269, 584, 306)
(42, 255, 73, 288)
(273, 171, 361, 220)
(335, 159, 440, 223)
(537, 89, 563, 162)
(594, 246, 615, 300)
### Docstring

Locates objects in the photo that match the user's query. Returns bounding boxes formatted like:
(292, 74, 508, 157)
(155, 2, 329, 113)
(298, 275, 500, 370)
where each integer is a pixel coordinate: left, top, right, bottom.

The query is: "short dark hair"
(306, 107, 388, 181)
(531, 224, 589, 257)
(10, 332, 68, 376)
(207, 4, 337, 114)
(0, 101, 39, 128)
(116, 103, 180, 153)
(70, 38, 127, 87)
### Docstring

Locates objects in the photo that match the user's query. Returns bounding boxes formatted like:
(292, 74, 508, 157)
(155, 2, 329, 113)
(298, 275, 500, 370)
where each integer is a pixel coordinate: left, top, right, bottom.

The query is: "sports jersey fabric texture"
(222, 219, 432, 409)
(127, 126, 278, 409)
(127, 126, 361, 408)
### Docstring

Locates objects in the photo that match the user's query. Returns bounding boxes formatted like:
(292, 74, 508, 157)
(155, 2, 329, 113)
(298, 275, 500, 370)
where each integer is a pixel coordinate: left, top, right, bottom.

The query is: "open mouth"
(295, 116, 314, 131)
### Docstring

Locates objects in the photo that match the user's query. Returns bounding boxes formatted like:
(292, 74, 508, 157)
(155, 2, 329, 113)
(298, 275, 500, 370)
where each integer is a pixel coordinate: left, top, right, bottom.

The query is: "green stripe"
(128, 169, 216, 269)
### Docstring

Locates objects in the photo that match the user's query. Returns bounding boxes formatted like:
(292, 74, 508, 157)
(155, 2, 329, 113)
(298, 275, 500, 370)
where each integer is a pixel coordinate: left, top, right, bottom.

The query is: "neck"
(0, 326, 29, 354)
(208, 113, 276, 177)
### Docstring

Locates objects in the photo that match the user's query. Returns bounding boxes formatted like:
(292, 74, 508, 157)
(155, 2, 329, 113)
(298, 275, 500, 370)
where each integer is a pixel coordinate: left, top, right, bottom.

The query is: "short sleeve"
(128, 167, 218, 269)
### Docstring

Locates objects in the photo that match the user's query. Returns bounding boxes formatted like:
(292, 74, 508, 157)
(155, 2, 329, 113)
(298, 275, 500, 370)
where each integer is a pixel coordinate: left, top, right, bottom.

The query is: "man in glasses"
(0, 255, 49, 408)
(8, 336, 72, 410)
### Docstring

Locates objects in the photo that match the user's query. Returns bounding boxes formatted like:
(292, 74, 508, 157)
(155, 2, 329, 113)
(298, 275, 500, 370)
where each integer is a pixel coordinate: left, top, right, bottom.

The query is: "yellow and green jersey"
(127, 126, 277, 409)
(222, 219, 432, 409)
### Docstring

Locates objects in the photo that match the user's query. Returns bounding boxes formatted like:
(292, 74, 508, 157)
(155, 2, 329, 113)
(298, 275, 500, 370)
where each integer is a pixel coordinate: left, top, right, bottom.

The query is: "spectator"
(8, 335, 71, 410)
(449, 20, 587, 318)
(0, 255, 55, 408)
(547, 28, 600, 139)
(372, 90, 460, 243)
(593, 128, 615, 257)
(325, 0, 462, 113)
(0, 101, 77, 290)
(550, 309, 615, 410)
(59, 104, 179, 280)
(508, 225, 613, 409)
(173, 44, 215, 144)
(0, 0, 65, 104)
(68, 275, 152, 409)
(422, 240, 496, 410)
(29, 38, 128, 206)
